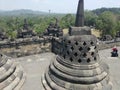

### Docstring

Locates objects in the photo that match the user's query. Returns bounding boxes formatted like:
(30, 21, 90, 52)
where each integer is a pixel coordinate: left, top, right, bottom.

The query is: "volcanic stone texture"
(69, 26, 91, 36)
(0, 54, 25, 90)
(42, 35, 112, 90)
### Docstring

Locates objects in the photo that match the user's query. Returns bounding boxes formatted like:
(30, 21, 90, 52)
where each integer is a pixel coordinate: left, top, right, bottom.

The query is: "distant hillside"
(92, 8, 120, 15)
(0, 9, 49, 16)
(1, 8, 120, 16)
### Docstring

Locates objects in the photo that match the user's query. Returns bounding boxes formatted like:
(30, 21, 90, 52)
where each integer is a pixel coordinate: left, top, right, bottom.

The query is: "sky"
(0, 0, 120, 13)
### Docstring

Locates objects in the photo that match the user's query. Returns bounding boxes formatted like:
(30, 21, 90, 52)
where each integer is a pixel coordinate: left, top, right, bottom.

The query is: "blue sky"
(0, 0, 120, 13)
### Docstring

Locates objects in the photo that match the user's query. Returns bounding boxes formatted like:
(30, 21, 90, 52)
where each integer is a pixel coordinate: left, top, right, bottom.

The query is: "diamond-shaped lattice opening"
(74, 52, 78, 57)
(87, 47, 90, 51)
(94, 46, 97, 49)
(63, 55, 66, 59)
(71, 46, 74, 51)
(87, 58, 91, 63)
(83, 42, 87, 46)
(79, 47, 83, 51)
(75, 41, 79, 45)
(65, 45, 68, 48)
(67, 51, 70, 55)
(70, 57, 73, 62)
(83, 53, 87, 57)
(91, 52, 94, 56)
(78, 59, 82, 63)
(68, 40, 71, 44)
(63, 39, 66, 42)
(94, 57, 97, 61)
(0, 54, 2, 57)
(91, 41, 94, 45)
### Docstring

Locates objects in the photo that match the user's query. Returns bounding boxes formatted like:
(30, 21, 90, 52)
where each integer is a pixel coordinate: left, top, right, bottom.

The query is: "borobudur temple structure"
(42, 0, 112, 90)
(42, 34, 112, 90)
(69, 0, 91, 36)
(0, 53, 25, 90)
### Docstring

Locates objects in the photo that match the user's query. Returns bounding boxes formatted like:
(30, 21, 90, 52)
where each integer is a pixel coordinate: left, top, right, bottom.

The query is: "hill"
(0, 9, 49, 16)
(1, 8, 120, 16)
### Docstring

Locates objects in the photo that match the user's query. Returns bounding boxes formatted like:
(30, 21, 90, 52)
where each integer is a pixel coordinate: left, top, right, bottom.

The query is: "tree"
(95, 11, 117, 36)
(115, 21, 120, 32)
(6, 29, 17, 40)
(60, 14, 75, 28)
(84, 11, 98, 27)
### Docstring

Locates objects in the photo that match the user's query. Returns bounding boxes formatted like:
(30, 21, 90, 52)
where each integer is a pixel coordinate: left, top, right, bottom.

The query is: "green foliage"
(95, 11, 117, 36)
(60, 14, 75, 28)
(84, 11, 98, 26)
(6, 29, 17, 39)
(93, 8, 120, 15)
(115, 21, 120, 32)
(33, 23, 47, 35)
(0, 8, 120, 38)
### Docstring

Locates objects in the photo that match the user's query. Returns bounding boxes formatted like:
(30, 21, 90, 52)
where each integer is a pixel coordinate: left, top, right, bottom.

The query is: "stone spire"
(69, 0, 91, 36)
(0, 53, 25, 90)
(75, 0, 84, 27)
(23, 19, 29, 30)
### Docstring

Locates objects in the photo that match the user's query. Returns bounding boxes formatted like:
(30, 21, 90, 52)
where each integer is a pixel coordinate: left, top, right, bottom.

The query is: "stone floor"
(15, 48, 120, 90)
(15, 53, 55, 90)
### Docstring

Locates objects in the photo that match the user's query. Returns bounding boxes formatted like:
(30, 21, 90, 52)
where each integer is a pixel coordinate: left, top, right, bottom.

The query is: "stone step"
(3, 65, 25, 90)
(0, 62, 15, 83)
(14, 66, 26, 90)
(0, 59, 14, 81)
(0, 63, 24, 90)
(0, 54, 25, 90)
(0, 55, 9, 67)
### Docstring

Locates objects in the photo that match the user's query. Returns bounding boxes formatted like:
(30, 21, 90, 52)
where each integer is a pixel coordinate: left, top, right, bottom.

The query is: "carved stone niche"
(42, 35, 112, 90)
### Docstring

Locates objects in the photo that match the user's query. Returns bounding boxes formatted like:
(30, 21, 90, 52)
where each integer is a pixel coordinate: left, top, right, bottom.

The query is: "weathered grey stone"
(75, 0, 84, 27)
(42, 35, 112, 90)
(43, 18, 63, 37)
(0, 30, 8, 41)
(0, 53, 25, 90)
(42, 0, 112, 90)
(17, 19, 36, 38)
(100, 35, 113, 41)
(69, 26, 91, 36)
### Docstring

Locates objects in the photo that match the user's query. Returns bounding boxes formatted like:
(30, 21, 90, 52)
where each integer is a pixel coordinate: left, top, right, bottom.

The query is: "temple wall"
(0, 37, 51, 58)
(1, 38, 120, 58)
(99, 42, 120, 50)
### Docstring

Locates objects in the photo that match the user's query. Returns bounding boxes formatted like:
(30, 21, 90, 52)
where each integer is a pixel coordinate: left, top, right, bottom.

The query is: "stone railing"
(51, 38, 120, 55)
(1, 36, 120, 58)
(99, 41, 120, 50)
(0, 37, 51, 58)
(0, 36, 50, 48)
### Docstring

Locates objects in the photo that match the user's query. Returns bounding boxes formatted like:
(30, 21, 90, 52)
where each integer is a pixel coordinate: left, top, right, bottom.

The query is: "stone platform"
(0, 54, 25, 90)
(15, 48, 120, 90)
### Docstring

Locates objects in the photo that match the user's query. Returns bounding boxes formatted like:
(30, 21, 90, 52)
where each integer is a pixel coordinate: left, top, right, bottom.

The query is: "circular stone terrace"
(14, 47, 120, 90)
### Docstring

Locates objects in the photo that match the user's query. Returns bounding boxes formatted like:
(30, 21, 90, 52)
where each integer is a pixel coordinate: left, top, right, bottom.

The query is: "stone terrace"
(15, 48, 120, 90)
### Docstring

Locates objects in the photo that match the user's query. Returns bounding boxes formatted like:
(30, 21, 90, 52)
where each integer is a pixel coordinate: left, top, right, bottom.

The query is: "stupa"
(0, 53, 25, 90)
(43, 18, 63, 37)
(42, 0, 112, 90)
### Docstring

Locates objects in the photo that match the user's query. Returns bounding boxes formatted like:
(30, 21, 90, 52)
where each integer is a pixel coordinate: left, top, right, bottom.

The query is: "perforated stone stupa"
(42, 0, 112, 90)
(43, 18, 63, 37)
(0, 53, 25, 90)
(42, 34, 112, 90)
